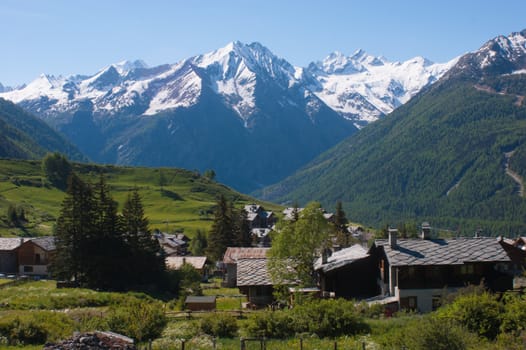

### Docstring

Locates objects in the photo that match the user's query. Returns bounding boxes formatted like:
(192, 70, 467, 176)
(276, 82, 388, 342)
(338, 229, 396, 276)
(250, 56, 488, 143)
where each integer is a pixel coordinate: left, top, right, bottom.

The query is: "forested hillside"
(259, 74, 526, 235)
(0, 98, 85, 161)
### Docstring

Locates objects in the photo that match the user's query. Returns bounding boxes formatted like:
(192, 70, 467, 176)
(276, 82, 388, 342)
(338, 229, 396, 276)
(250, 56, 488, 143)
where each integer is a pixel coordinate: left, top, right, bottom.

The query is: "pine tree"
(234, 207, 252, 247)
(334, 201, 350, 247)
(52, 173, 97, 285)
(91, 174, 126, 289)
(7, 204, 18, 227)
(41, 152, 72, 190)
(190, 229, 208, 256)
(122, 188, 165, 285)
(206, 195, 235, 261)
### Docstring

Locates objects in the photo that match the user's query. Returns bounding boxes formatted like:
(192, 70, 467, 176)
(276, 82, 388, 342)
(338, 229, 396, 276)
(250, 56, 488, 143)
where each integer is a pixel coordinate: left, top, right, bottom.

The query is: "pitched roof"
(375, 237, 510, 267)
(244, 204, 262, 213)
(185, 296, 216, 304)
(0, 237, 25, 251)
(282, 207, 304, 220)
(223, 247, 269, 264)
(315, 244, 369, 272)
(28, 236, 56, 251)
(0, 237, 55, 251)
(165, 256, 208, 270)
(236, 258, 273, 286)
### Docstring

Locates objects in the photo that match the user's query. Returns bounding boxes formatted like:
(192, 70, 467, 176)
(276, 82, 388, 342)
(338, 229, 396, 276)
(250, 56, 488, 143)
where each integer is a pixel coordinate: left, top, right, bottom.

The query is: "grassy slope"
(0, 159, 282, 237)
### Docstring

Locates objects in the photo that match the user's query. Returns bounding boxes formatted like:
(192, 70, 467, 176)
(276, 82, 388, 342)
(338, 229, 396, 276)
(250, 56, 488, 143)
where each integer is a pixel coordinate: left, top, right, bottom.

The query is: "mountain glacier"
(303, 50, 457, 127)
(0, 41, 454, 128)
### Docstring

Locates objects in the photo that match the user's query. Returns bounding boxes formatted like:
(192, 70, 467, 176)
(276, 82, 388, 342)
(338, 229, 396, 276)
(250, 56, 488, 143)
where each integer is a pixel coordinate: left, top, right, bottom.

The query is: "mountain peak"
(446, 29, 526, 80)
(112, 59, 148, 75)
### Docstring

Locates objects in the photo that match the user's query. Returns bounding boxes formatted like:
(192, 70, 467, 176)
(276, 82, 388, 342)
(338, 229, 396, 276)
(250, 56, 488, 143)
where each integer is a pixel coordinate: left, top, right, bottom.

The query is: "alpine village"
(2, 23, 526, 350)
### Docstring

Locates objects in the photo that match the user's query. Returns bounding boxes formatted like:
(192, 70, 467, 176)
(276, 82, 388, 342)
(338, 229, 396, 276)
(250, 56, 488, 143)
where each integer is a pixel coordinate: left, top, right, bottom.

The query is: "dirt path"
(474, 84, 525, 107)
(504, 150, 524, 198)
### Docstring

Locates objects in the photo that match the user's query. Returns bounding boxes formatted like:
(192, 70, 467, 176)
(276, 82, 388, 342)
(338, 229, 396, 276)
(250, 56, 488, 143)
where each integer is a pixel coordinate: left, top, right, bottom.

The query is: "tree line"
(51, 171, 166, 291)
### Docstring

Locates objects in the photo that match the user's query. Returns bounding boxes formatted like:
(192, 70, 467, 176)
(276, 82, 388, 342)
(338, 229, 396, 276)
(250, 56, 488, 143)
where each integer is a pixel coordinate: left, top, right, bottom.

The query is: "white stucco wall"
(396, 287, 459, 313)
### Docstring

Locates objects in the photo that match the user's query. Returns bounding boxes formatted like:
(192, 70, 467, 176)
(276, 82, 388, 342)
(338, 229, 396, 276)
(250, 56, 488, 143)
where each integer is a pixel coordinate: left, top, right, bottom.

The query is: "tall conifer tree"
(234, 207, 252, 247)
(122, 188, 165, 285)
(91, 175, 126, 289)
(206, 195, 235, 261)
(52, 173, 97, 285)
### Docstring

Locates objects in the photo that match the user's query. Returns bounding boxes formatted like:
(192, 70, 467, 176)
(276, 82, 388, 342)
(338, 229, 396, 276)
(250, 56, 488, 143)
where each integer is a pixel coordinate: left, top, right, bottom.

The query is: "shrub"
(290, 299, 369, 337)
(244, 310, 295, 338)
(0, 311, 74, 345)
(406, 316, 472, 350)
(106, 300, 167, 342)
(500, 293, 526, 335)
(436, 292, 503, 339)
(199, 313, 238, 338)
(244, 299, 369, 339)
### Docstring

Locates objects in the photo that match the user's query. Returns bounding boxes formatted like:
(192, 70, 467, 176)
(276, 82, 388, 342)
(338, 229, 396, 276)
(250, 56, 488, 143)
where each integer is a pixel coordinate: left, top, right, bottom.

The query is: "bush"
(500, 293, 526, 335)
(244, 310, 295, 338)
(436, 292, 503, 339)
(106, 300, 167, 342)
(290, 299, 370, 337)
(0, 311, 74, 345)
(407, 316, 472, 350)
(199, 313, 238, 338)
(244, 299, 369, 339)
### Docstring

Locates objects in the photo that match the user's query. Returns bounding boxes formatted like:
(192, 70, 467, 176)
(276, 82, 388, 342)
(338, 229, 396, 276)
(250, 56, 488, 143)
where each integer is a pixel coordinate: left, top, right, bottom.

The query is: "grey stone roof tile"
(236, 258, 272, 286)
(376, 237, 510, 267)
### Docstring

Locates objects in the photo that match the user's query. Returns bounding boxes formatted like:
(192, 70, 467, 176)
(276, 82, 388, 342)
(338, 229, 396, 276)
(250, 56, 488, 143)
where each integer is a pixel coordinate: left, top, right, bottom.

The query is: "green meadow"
(0, 158, 281, 238)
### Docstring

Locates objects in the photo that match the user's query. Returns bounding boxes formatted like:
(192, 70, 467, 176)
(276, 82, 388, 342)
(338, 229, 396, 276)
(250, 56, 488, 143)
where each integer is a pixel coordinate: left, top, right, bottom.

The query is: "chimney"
(421, 222, 431, 240)
(388, 228, 398, 249)
(321, 248, 331, 264)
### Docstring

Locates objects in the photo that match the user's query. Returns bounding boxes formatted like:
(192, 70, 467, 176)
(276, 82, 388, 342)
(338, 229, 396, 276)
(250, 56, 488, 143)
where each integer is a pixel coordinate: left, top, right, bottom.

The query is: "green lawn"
(0, 159, 283, 238)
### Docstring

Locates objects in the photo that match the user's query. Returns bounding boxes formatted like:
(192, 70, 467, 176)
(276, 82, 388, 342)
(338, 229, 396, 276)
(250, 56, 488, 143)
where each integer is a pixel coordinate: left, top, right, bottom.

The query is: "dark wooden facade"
(318, 255, 379, 299)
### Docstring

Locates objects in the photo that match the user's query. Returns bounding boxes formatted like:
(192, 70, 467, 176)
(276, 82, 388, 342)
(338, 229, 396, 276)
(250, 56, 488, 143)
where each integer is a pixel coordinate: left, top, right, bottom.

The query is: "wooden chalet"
(17, 236, 56, 277)
(315, 244, 378, 299)
(370, 229, 514, 312)
(222, 247, 269, 287)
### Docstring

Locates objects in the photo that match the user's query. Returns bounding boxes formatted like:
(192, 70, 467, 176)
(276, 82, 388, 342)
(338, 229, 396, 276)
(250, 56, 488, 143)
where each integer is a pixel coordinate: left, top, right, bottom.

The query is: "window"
(432, 296, 441, 311)
(23, 266, 33, 273)
(460, 264, 474, 275)
(400, 296, 417, 311)
(35, 254, 41, 264)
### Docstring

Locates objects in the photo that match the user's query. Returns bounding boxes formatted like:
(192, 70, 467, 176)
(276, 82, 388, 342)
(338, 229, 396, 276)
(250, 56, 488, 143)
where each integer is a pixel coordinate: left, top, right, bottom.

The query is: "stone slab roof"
(236, 258, 272, 287)
(223, 247, 269, 264)
(375, 237, 510, 267)
(315, 244, 369, 272)
(165, 256, 208, 270)
(0, 238, 25, 251)
(185, 296, 216, 304)
(0, 237, 54, 251)
(29, 236, 56, 251)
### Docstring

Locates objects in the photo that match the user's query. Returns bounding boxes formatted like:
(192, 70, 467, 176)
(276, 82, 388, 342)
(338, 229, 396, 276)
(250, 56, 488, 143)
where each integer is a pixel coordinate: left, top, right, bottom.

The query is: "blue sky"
(1, 0, 525, 86)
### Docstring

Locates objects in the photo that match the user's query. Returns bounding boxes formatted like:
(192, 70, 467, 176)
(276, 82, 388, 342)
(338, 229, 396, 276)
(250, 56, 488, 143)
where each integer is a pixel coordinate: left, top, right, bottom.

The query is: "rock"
(43, 331, 136, 350)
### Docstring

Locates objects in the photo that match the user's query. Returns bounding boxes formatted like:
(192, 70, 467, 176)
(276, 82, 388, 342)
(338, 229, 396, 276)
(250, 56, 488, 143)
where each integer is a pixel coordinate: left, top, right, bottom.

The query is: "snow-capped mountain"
(303, 50, 458, 127)
(0, 41, 453, 129)
(0, 42, 358, 192)
(0, 83, 13, 93)
(445, 29, 526, 80)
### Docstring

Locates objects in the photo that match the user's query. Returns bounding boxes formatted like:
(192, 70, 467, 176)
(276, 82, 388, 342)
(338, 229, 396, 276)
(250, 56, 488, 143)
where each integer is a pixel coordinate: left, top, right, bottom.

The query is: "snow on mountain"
(0, 83, 13, 93)
(305, 50, 458, 126)
(446, 30, 526, 80)
(0, 41, 456, 127)
(479, 30, 526, 68)
(188, 41, 300, 119)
